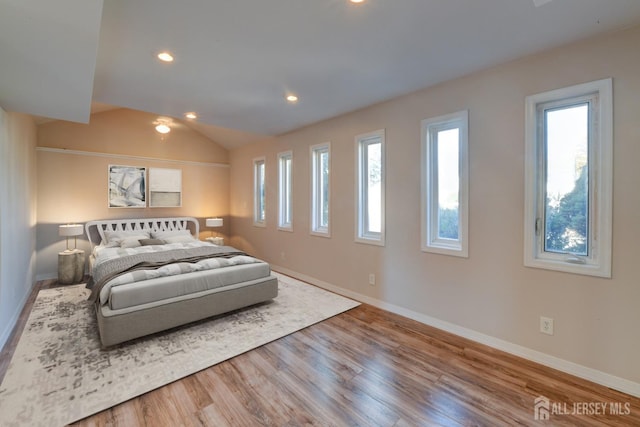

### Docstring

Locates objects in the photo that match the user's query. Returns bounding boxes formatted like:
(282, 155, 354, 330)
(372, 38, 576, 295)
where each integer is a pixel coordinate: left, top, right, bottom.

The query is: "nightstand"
(58, 249, 85, 284)
(205, 236, 224, 246)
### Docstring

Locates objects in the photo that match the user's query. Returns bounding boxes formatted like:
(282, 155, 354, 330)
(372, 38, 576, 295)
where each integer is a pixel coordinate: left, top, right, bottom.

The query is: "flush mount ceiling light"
(154, 116, 174, 134)
(155, 123, 171, 134)
(350, 0, 365, 3)
(157, 51, 174, 62)
(184, 112, 197, 119)
(286, 94, 298, 103)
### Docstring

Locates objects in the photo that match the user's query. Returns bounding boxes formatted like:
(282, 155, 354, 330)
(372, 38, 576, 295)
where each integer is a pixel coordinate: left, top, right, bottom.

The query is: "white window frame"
(524, 78, 612, 278)
(355, 129, 385, 246)
(310, 142, 331, 237)
(421, 110, 469, 257)
(278, 151, 293, 231)
(253, 157, 266, 227)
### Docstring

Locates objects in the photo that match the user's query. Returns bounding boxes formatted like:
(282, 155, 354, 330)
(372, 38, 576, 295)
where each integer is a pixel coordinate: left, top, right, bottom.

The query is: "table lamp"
(205, 218, 223, 237)
(59, 224, 83, 251)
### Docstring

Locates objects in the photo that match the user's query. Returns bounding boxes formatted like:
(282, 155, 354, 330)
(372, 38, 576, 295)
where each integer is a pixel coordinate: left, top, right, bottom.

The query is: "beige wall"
(230, 26, 640, 387)
(36, 109, 230, 278)
(0, 110, 38, 350)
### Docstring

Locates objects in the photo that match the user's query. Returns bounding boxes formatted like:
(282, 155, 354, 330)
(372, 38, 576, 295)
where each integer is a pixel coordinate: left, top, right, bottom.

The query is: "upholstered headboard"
(85, 217, 199, 250)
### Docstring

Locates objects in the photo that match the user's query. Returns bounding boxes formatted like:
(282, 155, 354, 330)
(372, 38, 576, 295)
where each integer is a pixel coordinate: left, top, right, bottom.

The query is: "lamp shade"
(206, 218, 223, 227)
(59, 224, 83, 237)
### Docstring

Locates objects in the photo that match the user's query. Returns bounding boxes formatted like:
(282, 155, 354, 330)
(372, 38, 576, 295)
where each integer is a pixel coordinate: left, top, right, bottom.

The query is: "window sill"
(524, 257, 611, 278)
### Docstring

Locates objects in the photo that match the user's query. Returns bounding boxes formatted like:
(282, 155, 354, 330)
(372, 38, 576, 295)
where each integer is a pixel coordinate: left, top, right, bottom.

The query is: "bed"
(85, 216, 278, 347)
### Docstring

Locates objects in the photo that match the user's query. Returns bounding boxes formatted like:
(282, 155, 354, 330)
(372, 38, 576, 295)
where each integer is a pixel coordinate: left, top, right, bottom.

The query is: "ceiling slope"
(0, 0, 103, 123)
(3, 0, 640, 148)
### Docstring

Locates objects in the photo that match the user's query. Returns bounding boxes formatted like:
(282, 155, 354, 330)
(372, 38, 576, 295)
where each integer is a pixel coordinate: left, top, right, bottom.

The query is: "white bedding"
(93, 239, 212, 259)
(93, 241, 263, 305)
(108, 263, 271, 310)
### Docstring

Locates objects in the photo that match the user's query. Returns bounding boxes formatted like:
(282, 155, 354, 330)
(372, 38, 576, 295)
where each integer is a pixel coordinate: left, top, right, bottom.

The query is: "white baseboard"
(271, 265, 640, 398)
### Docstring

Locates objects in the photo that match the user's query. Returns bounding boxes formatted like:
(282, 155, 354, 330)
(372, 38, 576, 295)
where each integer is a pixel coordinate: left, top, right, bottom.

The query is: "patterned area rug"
(0, 272, 359, 427)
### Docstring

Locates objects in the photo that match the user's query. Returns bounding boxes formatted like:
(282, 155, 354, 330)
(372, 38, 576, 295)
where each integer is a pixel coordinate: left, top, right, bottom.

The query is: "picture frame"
(149, 167, 182, 208)
(108, 165, 146, 208)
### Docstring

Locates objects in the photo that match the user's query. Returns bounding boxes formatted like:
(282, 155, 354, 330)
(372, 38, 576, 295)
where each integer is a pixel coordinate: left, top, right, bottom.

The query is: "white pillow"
(103, 230, 150, 244)
(151, 230, 193, 240)
(163, 234, 196, 243)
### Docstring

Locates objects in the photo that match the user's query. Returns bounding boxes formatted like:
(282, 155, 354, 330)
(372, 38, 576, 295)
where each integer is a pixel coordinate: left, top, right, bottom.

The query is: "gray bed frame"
(85, 217, 278, 347)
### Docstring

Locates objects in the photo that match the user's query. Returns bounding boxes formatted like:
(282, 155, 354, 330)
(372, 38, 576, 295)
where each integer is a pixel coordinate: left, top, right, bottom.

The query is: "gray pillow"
(139, 238, 166, 246)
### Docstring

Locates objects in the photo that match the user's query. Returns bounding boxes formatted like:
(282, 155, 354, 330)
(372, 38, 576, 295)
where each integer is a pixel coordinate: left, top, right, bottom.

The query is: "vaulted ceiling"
(2, 0, 640, 149)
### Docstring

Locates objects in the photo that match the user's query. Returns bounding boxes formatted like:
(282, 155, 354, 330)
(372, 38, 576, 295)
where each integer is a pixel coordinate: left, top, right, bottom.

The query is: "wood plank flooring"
(2, 280, 640, 426)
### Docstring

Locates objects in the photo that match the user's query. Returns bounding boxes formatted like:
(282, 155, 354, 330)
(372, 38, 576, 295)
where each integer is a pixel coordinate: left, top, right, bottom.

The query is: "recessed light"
(286, 95, 298, 103)
(184, 112, 197, 120)
(350, 0, 365, 3)
(157, 51, 174, 62)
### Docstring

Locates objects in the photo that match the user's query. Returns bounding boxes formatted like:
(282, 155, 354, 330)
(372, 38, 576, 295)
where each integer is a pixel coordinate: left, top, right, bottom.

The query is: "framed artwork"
(108, 165, 146, 208)
(149, 167, 182, 207)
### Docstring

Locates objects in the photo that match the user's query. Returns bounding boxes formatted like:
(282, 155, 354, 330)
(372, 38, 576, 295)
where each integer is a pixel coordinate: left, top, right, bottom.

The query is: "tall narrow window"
(421, 110, 469, 257)
(524, 78, 612, 277)
(310, 143, 330, 236)
(356, 129, 385, 245)
(253, 157, 266, 227)
(278, 151, 293, 231)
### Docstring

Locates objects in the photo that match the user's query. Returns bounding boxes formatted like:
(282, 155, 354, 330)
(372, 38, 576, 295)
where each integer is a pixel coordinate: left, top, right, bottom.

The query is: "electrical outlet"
(368, 274, 376, 286)
(280, 252, 286, 261)
(540, 316, 554, 335)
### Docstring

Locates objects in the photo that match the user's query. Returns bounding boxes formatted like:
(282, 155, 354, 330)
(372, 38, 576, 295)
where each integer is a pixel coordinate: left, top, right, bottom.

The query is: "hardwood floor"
(2, 281, 640, 426)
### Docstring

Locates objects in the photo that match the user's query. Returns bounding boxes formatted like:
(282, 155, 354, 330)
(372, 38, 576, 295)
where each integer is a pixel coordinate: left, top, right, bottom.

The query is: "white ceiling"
(3, 0, 640, 150)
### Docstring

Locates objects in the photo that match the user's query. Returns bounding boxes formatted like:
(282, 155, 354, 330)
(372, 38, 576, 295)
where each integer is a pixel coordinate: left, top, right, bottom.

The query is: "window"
(421, 110, 469, 257)
(278, 151, 293, 231)
(310, 143, 330, 236)
(253, 157, 266, 227)
(524, 78, 612, 277)
(355, 129, 385, 245)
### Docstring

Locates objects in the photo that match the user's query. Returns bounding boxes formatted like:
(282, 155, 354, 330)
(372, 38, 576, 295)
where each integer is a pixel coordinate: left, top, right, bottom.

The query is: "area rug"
(0, 272, 360, 427)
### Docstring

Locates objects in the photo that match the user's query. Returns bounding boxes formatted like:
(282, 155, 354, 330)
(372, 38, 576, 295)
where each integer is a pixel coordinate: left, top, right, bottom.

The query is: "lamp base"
(205, 236, 224, 246)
